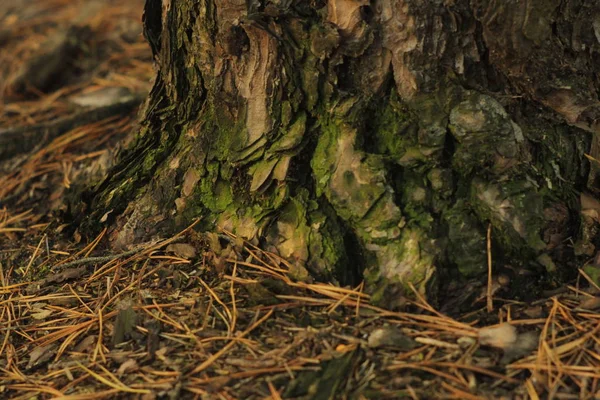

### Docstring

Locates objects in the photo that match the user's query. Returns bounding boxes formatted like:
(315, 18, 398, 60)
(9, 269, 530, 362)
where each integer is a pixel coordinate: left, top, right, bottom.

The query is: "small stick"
(486, 223, 494, 313)
(55, 249, 140, 270)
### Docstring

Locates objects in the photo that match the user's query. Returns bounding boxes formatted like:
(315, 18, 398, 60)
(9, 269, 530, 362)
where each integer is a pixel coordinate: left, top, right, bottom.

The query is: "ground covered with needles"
(2, 1, 600, 399)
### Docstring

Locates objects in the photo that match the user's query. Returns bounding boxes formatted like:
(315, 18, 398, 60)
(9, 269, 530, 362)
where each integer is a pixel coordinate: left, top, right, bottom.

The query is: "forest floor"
(1, 1, 600, 399)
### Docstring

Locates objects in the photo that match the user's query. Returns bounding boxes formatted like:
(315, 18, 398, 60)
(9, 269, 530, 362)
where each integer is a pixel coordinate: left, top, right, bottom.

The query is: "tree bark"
(70, 0, 600, 302)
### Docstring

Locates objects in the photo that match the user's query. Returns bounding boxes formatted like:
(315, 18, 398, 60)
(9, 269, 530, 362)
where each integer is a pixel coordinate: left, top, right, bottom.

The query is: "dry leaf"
(166, 243, 196, 259)
(367, 326, 417, 350)
(580, 193, 600, 222)
(70, 87, 133, 107)
(27, 344, 57, 369)
(100, 209, 113, 223)
(74, 335, 97, 353)
(478, 323, 518, 349)
(31, 309, 52, 320)
(522, 306, 543, 318)
(578, 296, 600, 310)
(117, 359, 139, 376)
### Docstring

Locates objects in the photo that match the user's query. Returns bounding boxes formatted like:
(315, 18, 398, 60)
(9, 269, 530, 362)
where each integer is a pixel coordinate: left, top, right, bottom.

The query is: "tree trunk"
(70, 0, 600, 303)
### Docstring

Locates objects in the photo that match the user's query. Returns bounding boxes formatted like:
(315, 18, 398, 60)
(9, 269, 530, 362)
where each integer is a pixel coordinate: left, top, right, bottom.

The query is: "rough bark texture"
(70, 0, 600, 302)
